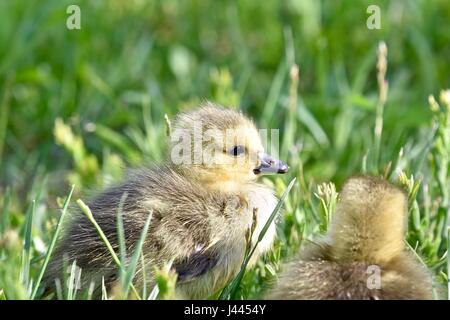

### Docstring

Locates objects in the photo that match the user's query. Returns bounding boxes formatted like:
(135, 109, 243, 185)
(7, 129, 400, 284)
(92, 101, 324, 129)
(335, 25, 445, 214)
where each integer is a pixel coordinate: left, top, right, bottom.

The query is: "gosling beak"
(253, 152, 289, 175)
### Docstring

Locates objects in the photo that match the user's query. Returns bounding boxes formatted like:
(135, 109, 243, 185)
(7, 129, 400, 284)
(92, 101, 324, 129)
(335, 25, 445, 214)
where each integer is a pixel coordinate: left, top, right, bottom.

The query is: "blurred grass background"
(0, 0, 449, 299)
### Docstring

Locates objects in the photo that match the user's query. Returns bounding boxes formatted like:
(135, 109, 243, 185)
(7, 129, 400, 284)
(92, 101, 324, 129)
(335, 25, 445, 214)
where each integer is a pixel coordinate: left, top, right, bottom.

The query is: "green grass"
(1, 0, 450, 299)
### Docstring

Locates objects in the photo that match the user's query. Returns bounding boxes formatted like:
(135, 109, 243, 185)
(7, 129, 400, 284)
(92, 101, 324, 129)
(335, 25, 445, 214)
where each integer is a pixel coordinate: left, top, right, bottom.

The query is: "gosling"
(267, 176, 435, 300)
(45, 102, 288, 299)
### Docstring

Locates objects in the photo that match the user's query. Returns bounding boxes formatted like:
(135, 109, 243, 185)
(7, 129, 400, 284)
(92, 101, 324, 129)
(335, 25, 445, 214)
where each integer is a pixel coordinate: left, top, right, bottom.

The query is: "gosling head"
(328, 176, 408, 264)
(168, 103, 288, 191)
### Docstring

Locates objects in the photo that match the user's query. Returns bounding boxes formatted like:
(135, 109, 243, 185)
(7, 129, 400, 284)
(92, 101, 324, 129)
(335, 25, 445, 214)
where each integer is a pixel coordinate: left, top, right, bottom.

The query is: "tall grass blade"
(76, 199, 141, 299)
(219, 177, 296, 299)
(20, 199, 35, 289)
(261, 60, 287, 125)
(123, 210, 152, 297)
(87, 281, 95, 300)
(140, 253, 147, 299)
(30, 185, 74, 299)
(101, 276, 108, 300)
(66, 260, 77, 300)
(447, 227, 450, 300)
(297, 100, 330, 148)
(54, 279, 63, 300)
(148, 283, 159, 300)
(116, 192, 128, 289)
(0, 187, 10, 235)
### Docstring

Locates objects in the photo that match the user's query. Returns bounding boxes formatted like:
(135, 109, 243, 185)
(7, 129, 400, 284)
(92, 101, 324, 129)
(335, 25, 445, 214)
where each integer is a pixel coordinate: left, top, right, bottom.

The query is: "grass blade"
(261, 60, 287, 125)
(20, 199, 35, 290)
(148, 283, 159, 300)
(258, 178, 296, 243)
(0, 77, 12, 168)
(140, 253, 147, 299)
(123, 210, 152, 297)
(297, 100, 330, 148)
(448, 226, 449, 300)
(0, 187, 10, 235)
(54, 279, 63, 300)
(76, 199, 141, 299)
(66, 260, 77, 300)
(116, 192, 128, 289)
(219, 177, 296, 299)
(101, 276, 108, 300)
(87, 281, 95, 300)
(30, 185, 75, 299)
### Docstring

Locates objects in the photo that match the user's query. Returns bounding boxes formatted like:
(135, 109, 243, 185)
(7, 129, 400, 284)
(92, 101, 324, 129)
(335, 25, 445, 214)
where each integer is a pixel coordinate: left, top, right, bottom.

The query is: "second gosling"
(267, 176, 435, 300)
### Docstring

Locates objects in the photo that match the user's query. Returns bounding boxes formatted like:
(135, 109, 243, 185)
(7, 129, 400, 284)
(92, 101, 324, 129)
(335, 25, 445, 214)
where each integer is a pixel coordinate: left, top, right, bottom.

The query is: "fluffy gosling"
(267, 176, 435, 300)
(45, 103, 288, 299)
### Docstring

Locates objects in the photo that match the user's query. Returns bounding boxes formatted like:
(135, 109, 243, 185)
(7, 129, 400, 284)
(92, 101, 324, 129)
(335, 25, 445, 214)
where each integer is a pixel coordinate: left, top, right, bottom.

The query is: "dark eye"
(229, 145, 245, 156)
